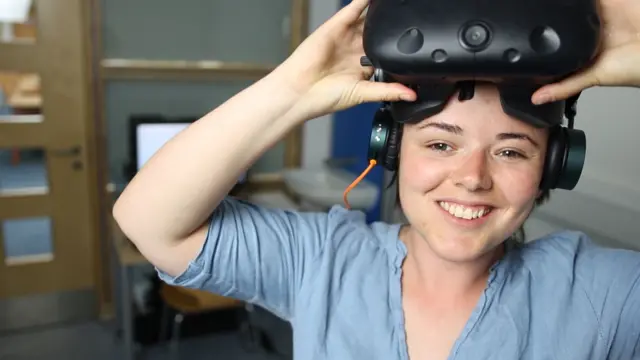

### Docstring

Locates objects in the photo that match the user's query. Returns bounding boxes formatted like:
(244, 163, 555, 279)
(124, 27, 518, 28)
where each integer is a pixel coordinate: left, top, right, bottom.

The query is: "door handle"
(51, 145, 81, 157)
(50, 146, 83, 170)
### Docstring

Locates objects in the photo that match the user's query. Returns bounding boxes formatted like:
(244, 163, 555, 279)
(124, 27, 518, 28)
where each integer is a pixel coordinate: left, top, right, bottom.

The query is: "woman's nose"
(452, 150, 493, 191)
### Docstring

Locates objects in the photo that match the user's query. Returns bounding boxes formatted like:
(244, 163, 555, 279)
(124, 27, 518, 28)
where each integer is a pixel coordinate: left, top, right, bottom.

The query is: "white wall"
(300, 0, 340, 169)
(528, 86, 640, 250)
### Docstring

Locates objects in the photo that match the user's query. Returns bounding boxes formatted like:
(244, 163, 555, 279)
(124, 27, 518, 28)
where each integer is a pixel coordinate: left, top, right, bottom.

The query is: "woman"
(113, 0, 640, 358)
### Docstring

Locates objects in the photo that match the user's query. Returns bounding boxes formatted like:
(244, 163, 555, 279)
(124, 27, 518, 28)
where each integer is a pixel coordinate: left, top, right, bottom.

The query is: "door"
(0, 1, 99, 299)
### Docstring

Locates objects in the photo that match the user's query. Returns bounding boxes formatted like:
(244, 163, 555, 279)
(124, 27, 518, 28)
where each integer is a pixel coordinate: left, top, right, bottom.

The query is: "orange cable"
(343, 159, 377, 210)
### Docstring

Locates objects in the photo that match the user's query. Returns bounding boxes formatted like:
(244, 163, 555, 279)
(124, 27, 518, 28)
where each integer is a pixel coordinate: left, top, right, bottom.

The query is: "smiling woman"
(398, 83, 550, 259)
(112, 0, 640, 358)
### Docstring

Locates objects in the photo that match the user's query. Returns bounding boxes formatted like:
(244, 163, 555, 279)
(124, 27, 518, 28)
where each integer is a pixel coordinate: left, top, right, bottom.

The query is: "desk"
(111, 215, 149, 360)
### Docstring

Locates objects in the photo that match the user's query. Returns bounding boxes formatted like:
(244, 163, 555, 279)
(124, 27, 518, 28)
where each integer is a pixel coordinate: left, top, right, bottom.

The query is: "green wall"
(101, 0, 292, 185)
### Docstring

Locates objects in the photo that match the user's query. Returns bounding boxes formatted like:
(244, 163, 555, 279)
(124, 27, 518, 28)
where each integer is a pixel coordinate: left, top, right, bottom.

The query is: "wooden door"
(0, 0, 100, 299)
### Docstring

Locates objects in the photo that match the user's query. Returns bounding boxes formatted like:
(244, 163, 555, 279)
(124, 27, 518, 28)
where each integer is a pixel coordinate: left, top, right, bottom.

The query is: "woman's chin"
(423, 231, 502, 264)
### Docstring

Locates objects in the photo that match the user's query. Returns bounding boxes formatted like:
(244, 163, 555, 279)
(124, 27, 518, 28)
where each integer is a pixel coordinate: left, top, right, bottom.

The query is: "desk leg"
(121, 265, 136, 360)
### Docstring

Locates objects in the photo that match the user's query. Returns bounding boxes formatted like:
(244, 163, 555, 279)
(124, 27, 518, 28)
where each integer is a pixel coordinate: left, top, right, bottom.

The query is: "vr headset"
(363, 0, 601, 190)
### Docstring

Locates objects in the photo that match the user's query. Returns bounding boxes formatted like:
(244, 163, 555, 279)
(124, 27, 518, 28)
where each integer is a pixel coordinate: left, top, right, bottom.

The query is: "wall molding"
(101, 58, 275, 81)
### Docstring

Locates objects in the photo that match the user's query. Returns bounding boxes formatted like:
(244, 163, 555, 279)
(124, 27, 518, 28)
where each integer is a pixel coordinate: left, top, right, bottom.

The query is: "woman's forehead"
(411, 85, 540, 134)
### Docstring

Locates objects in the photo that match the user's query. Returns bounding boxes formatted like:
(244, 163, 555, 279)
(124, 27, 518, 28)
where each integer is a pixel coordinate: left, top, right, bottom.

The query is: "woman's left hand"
(532, 0, 640, 104)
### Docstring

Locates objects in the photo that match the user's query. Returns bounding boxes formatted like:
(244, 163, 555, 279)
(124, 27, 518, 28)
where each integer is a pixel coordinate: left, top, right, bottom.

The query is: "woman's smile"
(436, 200, 495, 229)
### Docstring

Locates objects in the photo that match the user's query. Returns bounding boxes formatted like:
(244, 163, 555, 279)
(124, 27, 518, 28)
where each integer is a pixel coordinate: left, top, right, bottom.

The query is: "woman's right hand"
(273, 0, 417, 121)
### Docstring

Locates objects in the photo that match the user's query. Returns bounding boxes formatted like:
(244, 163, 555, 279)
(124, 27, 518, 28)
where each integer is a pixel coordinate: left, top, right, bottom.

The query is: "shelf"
(101, 58, 276, 81)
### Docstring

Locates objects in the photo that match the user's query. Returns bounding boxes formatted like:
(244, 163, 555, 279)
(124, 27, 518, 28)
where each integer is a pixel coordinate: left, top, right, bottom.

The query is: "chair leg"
(159, 304, 170, 342)
(170, 313, 184, 360)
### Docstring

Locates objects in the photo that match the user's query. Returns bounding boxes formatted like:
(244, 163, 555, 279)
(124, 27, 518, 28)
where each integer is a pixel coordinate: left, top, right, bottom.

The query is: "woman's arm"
(111, 0, 414, 315)
(112, 71, 306, 277)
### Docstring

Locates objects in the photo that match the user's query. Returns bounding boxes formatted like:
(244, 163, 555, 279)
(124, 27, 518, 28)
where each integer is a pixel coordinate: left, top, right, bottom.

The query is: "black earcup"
(541, 126, 586, 190)
(384, 123, 402, 171)
(556, 128, 586, 190)
(368, 106, 402, 171)
(540, 126, 566, 190)
(368, 107, 393, 166)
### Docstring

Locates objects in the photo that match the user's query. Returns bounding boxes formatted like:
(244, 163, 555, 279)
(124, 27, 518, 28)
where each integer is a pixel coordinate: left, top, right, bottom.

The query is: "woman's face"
(399, 84, 548, 262)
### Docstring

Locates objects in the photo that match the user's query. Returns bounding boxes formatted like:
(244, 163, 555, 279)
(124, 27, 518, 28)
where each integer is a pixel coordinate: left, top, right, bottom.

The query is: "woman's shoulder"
(518, 230, 640, 272)
(322, 205, 403, 253)
(515, 230, 640, 296)
(503, 231, 640, 354)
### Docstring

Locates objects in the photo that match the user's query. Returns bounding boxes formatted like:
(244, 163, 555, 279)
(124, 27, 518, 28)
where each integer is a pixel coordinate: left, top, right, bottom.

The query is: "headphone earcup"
(541, 126, 565, 190)
(368, 107, 402, 171)
(368, 108, 392, 167)
(384, 123, 402, 171)
(556, 128, 586, 190)
(541, 126, 586, 190)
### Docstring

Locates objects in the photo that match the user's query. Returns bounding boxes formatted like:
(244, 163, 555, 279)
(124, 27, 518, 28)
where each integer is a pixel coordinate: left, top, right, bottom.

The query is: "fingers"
(333, 0, 370, 26)
(352, 81, 417, 104)
(311, 0, 368, 43)
(532, 70, 599, 105)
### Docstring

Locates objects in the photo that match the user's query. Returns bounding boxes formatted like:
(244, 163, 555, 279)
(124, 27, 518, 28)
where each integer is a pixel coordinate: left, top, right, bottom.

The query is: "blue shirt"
(157, 197, 640, 359)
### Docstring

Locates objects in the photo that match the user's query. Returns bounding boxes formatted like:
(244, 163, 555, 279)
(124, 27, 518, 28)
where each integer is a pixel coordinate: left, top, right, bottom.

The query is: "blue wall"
(332, 101, 384, 223)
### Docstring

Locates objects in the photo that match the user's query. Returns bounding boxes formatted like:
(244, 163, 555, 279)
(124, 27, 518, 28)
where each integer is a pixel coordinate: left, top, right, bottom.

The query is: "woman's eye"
(427, 143, 452, 152)
(499, 149, 526, 159)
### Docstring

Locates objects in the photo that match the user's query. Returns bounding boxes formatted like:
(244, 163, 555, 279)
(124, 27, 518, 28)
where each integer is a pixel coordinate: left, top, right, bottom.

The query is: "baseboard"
(0, 289, 96, 334)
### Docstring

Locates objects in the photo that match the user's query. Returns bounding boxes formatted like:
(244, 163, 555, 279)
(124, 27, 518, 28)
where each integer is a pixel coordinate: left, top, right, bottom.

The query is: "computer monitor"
(135, 122, 189, 171)
(127, 115, 247, 184)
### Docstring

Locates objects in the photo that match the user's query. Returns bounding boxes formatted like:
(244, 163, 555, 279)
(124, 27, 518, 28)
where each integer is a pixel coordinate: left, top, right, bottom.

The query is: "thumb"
(532, 69, 600, 105)
(352, 81, 417, 104)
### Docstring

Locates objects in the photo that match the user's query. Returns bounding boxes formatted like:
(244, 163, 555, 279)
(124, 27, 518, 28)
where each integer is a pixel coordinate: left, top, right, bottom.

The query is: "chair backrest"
(160, 284, 241, 314)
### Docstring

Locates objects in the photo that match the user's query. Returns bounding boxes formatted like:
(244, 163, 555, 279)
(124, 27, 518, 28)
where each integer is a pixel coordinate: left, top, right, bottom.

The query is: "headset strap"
(564, 92, 581, 129)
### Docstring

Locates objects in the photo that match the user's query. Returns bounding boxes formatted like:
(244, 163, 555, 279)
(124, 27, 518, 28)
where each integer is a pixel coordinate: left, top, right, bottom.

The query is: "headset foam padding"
(384, 123, 402, 171)
(540, 126, 566, 190)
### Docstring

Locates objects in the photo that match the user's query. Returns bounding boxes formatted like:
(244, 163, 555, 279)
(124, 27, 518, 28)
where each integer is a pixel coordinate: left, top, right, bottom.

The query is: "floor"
(0, 288, 291, 360)
(0, 319, 287, 360)
(0, 145, 294, 359)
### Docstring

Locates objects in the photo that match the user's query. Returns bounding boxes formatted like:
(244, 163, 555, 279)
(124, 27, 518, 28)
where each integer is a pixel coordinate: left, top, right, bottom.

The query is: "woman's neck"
(399, 225, 504, 301)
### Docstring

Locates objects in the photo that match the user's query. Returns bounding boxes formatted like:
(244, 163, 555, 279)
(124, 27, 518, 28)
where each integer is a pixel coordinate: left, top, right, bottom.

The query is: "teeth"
(439, 201, 491, 220)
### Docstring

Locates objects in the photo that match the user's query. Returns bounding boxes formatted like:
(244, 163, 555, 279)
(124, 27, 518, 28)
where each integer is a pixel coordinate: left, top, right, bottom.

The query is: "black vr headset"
(363, 0, 601, 190)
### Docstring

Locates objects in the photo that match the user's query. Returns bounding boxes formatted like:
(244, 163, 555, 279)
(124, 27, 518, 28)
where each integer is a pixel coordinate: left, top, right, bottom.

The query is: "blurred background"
(0, 1, 638, 359)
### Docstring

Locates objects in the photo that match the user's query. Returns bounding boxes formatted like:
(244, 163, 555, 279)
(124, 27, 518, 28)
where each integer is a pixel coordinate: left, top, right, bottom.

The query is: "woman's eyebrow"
(417, 121, 539, 148)
(418, 121, 463, 135)
(496, 132, 539, 148)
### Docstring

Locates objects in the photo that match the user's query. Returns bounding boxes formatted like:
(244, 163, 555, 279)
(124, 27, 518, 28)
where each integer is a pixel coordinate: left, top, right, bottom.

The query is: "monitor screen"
(135, 123, 188, 171)
(134, 122, 247, 183)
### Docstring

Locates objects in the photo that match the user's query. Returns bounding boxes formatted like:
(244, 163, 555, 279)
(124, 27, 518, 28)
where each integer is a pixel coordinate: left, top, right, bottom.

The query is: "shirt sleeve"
(155, 196, 337, 321)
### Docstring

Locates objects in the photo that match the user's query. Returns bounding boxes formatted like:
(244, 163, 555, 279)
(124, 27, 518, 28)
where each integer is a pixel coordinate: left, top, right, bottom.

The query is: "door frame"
(85, 0, 113, 319)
